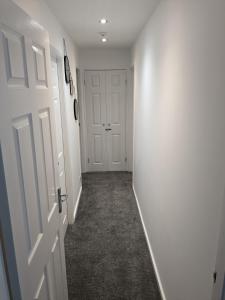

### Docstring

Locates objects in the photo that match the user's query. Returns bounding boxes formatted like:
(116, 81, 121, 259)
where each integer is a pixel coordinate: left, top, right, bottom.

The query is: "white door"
(51, 58, 68, 236)
(106, 70, 126, 171)
(85, 70, 126, 172)
(85, 71, 108, 171)
(0, 1, 68, 300)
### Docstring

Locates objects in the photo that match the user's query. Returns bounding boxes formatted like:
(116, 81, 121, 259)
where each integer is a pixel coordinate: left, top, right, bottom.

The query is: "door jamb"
(50, 45, 70, 230)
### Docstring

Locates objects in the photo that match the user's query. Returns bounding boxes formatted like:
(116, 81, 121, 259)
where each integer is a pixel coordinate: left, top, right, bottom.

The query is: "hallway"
(65, 172, 161, 300)
(2, 0, 225, 299)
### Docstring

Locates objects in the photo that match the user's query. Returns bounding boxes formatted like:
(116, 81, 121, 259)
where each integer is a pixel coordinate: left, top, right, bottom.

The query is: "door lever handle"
(105, 128, 112, 131)
(57, 188, 68, 213)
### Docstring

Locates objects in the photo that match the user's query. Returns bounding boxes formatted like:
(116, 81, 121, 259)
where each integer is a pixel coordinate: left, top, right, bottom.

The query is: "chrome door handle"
(105, 128, 112, 131)
(57, 188, 68, 213)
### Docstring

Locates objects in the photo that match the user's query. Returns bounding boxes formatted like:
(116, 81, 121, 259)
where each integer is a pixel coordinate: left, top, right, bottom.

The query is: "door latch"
(57, 188, 68, 213)
(105, 128, 112, 131)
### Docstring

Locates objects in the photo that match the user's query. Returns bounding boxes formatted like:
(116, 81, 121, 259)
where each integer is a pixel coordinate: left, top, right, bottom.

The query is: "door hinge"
(125, 79, 127, 85)
(88, 158, 90, 163)
(125, 157, 127, 162)
(84, 79, 86, 86)
(213, 272, 217, 284)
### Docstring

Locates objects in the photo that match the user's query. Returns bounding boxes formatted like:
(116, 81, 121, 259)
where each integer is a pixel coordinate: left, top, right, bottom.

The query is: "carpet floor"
(65, 172, 161, 300)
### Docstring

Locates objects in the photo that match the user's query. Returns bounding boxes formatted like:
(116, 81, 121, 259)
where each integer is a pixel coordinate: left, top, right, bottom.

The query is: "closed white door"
(106, 70, 126, 171)
(85, 71, 108, 171)
(85, 70, 126, 172)
(0, 1, 67, 300)
(51, 58, 68, 236)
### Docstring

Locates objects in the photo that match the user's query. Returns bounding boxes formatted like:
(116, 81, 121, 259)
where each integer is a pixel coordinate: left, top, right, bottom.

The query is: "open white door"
(0, 1, 68, 299)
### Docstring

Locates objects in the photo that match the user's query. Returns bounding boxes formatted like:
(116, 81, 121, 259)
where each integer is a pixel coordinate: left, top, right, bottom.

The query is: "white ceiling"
(44, 0, 159, 48)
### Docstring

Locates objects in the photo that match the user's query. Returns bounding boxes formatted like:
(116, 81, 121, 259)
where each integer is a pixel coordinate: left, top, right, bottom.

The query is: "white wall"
(79, 48, 133, 172)
(132, 0, 225, 299)
(12, 0, 82, 223)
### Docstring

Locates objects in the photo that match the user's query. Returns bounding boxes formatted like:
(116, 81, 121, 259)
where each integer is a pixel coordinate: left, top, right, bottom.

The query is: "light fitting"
(99, 18, 108, 24)
(102, 37, 107, 43)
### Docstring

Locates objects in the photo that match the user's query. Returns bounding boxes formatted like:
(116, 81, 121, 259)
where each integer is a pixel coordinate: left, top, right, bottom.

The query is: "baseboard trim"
(72, 184, 82, 223)
(132, 185, 167, 300)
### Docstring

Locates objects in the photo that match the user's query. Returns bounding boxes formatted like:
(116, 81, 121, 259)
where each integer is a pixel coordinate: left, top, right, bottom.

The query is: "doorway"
(51, 57, 68, 236)
(84, 70, 127, 172)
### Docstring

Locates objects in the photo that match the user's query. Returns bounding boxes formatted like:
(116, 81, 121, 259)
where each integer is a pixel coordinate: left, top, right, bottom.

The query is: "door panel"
(13, 115, 43, 256)
(85, 71, 107, 171)
(93, 134, 103, 163)
(39, 109, 57, 220)
(0, 1, 67, 299)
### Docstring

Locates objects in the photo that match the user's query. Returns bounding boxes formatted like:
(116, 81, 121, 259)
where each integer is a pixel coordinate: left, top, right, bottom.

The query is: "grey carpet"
(65, 172, 161, 300)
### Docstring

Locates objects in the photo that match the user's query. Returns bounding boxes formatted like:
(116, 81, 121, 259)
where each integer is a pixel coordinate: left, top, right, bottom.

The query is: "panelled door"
(0, 1, 68, 300)
(85, 71, 107, 171)
(51, 58, 68, 236)
(85, 70, 126, 172)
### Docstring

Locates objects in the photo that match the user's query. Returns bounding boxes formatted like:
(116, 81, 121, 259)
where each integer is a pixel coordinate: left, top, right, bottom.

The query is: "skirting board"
(72, 184, 82, 223)
(132, 185, 167, 300)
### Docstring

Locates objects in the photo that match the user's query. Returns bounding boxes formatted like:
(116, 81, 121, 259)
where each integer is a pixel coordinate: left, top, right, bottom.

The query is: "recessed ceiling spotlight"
(99, 18, 108, 24)
(102, 37, 107, 43)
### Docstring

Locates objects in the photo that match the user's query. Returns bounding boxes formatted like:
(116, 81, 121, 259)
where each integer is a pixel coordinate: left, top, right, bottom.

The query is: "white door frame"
(50, 45, 71, 231)
(81, 69, 129, 173)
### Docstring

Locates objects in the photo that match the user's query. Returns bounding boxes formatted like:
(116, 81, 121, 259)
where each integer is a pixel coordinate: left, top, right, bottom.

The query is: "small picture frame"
(73, 98, 79, 121)
(69, 74, 73, 96)
(64, 56, 70, 84)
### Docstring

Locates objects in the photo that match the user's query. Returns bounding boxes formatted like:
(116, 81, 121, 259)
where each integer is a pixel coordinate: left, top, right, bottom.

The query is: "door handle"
(105, 128, 112, 131)
(57, 188, 68, 213)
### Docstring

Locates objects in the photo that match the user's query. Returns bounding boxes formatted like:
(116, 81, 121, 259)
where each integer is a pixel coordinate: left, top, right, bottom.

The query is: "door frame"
(81, 69, 130, 173)
(50, 45, 70, 233)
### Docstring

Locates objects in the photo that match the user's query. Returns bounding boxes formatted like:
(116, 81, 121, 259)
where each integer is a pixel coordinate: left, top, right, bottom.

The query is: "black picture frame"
(73, 98, 79, 121)
(64, 55, 70, 84)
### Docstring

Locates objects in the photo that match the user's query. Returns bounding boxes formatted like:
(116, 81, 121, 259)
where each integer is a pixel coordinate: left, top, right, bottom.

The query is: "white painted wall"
(12, 0, 82, 223)
(132, 0, 225, 299)
(79, 48, 133, 172)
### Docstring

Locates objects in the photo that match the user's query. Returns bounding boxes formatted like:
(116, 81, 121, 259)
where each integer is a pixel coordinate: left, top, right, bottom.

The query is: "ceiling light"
(99, 18, 108, 24)
(102, 37, 107, 43)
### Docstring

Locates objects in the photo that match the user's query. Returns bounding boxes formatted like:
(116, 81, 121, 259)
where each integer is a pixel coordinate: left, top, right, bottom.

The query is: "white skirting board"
(132, 185, 167, 300)
(72, 185, 82, 222)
